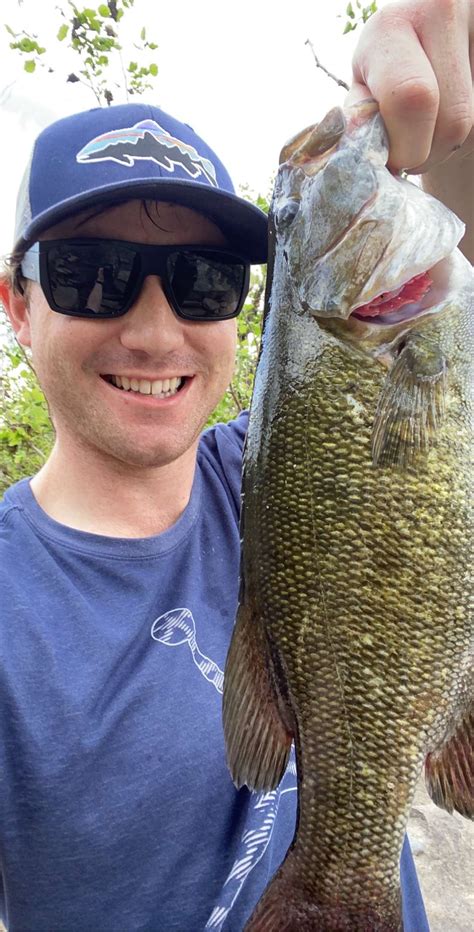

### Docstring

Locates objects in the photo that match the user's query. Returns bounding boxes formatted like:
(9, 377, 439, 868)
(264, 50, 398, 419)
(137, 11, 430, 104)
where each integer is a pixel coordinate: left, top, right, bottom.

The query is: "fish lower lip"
(352, 301, 430, 325)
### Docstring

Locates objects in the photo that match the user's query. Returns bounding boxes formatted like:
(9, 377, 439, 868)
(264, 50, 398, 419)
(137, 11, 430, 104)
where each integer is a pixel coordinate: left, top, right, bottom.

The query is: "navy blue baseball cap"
(13, 103, 268, 262)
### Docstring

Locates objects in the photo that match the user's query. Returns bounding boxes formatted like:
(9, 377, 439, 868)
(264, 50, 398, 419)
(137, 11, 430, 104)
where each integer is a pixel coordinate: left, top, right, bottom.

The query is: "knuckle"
(422, 0, 459, 21)
(391, 78, 440, 118)
(441, 109, 473, 148)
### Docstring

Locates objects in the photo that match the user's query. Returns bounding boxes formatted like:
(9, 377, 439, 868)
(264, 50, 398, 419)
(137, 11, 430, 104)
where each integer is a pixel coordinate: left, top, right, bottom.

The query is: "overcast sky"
(0, 0, 384, 256)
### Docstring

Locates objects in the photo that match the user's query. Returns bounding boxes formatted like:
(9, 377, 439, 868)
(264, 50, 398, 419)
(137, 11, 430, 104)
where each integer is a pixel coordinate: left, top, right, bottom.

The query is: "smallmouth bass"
(223, 100, 473, 931)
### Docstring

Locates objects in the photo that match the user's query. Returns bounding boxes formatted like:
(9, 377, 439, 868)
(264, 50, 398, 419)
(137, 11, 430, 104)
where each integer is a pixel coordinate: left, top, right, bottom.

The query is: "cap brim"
(15, 178, 269, 263)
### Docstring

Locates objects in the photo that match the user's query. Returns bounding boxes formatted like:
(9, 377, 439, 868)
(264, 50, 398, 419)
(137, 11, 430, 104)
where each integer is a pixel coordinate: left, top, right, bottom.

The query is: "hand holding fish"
(347, 0, 474, 260)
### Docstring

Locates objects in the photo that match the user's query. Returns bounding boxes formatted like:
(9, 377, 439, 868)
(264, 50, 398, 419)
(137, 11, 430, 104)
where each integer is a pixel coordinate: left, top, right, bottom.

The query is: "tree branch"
(305, 39, 349, 91)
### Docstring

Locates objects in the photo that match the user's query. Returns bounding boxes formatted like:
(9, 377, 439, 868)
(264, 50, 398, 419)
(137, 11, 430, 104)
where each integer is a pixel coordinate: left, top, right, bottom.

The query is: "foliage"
(5, 0, 159, 105)
(341, 1, 377, 33)
(0, 337, 54, 494)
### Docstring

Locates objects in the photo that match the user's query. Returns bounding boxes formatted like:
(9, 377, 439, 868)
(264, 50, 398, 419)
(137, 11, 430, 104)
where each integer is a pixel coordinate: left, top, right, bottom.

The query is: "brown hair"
(2, 247, 27, 297)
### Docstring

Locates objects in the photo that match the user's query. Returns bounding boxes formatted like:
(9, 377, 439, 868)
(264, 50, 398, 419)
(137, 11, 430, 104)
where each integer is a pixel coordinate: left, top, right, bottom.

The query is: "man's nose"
(118, 275, 186, 353)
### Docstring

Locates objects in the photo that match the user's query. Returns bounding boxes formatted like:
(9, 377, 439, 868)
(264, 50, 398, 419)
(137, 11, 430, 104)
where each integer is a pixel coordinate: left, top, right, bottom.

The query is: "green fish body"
(223, 101, 473, 931)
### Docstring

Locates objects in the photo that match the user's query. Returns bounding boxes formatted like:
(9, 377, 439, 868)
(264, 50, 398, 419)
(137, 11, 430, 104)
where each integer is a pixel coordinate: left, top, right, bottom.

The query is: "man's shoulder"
(199, 410, 248, 457)
(198, 410, 248, 480)
(0, 478, 30, 534)
(0, 479, 35, 569)
(197, 410, 248, 518)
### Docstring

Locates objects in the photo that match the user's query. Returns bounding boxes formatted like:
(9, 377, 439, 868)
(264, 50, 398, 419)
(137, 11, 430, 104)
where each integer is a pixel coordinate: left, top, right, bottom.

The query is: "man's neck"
(30, 439, 198, 538)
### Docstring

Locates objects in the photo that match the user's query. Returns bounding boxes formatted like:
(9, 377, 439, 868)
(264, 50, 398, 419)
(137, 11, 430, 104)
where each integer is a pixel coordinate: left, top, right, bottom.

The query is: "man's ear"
(0, 279, 32, 348)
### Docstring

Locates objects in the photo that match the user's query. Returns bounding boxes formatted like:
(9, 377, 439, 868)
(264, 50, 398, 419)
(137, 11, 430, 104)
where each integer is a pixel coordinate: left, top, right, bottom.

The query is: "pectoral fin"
(223, 592, 294, 792)
(424, 701, 473, 820)
(372, 333, 448, 468)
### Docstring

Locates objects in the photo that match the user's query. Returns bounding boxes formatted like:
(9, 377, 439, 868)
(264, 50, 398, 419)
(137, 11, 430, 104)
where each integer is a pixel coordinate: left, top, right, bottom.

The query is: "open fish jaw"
(277, 102, 466, 323)
(348, 177, 465, 314)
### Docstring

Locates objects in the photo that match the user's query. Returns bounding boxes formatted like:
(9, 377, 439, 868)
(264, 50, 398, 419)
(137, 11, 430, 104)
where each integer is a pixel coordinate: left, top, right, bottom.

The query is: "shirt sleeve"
(401, 835, 430, 931)
(198, 411, 248, 517)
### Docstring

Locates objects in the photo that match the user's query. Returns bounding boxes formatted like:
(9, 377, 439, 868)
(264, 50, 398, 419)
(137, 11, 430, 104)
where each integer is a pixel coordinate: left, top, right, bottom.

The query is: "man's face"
(15, 200, 238, 470)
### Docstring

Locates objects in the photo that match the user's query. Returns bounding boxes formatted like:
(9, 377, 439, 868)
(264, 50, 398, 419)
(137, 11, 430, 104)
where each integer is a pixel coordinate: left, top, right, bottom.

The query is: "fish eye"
(275, 199, 300, 231)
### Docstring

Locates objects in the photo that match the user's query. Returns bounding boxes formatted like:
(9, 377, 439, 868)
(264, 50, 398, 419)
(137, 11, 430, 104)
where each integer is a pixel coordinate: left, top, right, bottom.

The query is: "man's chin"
(87, 426, 203, 472)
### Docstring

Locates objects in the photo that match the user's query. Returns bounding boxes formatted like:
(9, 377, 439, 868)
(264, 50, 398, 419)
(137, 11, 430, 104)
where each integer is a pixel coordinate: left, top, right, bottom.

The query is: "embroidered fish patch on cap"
(76, 119, 218, 187)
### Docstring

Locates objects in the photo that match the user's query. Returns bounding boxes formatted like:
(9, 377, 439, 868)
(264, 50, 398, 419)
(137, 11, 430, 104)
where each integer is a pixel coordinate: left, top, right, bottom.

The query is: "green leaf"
(24, 59, 36, 72)
(149, 62, 158, 76)
(343, 21, 355, 33)
(346, 2, 355, 16)
(4, 25, 17, 37)
(147, 41, 158, 50)
(19, 37, 34, 52)
(57, 24, 69, 40)
(98, 3, 110, 15)
(140, 26, 146, 40)
(128, 60, 137, 72)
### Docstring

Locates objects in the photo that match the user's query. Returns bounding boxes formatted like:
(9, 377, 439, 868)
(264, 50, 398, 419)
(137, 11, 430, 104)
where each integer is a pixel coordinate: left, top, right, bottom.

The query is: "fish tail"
(245, 850, 402, 931)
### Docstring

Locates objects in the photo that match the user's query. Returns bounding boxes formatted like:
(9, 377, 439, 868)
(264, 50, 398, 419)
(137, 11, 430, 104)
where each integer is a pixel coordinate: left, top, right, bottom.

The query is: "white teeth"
(110, 375, 183, 397)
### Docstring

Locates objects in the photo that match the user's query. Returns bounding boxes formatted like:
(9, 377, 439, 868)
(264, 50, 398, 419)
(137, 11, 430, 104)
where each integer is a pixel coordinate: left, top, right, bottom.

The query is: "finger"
(348, 12, 441, 172)
(408, 0, 473, 172)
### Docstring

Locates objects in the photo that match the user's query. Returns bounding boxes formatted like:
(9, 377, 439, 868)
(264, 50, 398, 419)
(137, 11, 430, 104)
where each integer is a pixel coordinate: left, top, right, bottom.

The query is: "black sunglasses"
(21, 238, 251, 322)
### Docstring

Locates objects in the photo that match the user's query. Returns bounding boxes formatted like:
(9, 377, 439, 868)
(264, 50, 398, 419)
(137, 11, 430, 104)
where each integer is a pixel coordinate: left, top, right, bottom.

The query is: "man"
(0, 0, 472, 928)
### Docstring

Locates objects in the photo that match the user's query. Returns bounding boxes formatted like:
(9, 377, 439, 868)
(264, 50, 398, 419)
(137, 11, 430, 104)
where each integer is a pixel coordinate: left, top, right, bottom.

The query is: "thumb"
(344, 80, 374, 110)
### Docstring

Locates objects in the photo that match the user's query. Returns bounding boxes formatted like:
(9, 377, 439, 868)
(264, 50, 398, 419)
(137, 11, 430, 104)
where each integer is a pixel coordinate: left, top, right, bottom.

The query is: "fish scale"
(256, 341, 467, 804)
(223, 100, 473, 931)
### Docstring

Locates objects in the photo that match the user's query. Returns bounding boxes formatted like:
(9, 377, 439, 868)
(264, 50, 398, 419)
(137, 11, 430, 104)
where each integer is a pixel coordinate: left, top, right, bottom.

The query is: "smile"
(103, 375, 184, 397)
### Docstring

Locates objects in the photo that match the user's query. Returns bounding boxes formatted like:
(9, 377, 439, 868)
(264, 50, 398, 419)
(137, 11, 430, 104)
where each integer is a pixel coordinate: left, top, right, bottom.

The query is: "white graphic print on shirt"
(151, 607, 224, 692)
(151, 607, 297, 930)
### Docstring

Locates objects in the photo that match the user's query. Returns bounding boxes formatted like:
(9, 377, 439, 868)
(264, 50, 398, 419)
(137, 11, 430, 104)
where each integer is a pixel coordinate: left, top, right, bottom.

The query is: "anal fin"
(424, 701, 474, 820)
(223, 596, 293, 792)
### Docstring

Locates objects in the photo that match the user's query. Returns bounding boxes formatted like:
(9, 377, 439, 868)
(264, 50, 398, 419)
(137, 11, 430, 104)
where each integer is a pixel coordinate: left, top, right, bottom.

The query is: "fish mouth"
(350, 270, 435, 325)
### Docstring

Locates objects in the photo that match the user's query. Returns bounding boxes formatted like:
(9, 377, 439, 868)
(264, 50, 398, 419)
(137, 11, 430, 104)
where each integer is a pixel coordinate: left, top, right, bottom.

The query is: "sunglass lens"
(167, 251, 245, 319)
(47, 242, 138, 316)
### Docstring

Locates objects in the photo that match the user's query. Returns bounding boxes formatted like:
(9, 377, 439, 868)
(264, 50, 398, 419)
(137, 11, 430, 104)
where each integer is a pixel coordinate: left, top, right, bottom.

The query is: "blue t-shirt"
(0, 413, 428, 931)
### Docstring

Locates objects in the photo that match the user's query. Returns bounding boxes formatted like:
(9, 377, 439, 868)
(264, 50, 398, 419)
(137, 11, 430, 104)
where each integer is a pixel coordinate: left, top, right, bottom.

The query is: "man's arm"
(346, 0, 474, 263)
